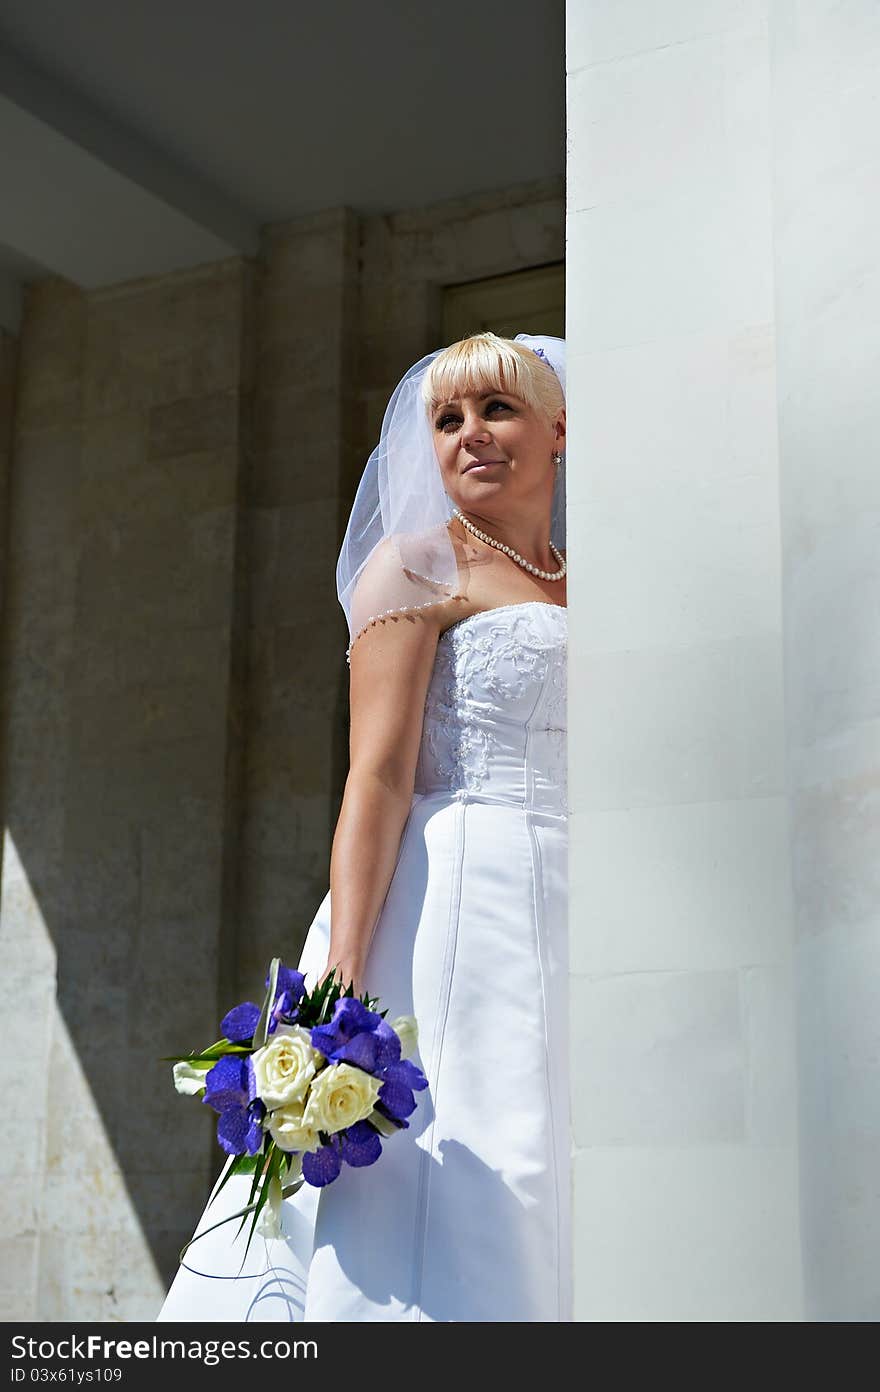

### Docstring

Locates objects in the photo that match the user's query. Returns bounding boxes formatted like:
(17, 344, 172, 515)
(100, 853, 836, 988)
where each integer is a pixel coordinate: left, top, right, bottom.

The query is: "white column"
(566, 1, 803, 1318)
(770, 0, 880, 1322)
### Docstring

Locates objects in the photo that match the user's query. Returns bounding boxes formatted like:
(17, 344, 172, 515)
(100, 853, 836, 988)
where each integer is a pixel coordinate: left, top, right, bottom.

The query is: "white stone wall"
(566, 0, 803, 1318)
(770, 0, 880, 1321)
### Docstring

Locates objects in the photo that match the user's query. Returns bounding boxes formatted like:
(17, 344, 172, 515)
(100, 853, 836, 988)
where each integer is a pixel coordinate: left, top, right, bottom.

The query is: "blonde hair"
(420, 331, 564, 427)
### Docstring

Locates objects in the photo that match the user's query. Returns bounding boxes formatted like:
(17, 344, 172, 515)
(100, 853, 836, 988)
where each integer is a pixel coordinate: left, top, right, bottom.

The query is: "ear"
(554, 406, 566, 448)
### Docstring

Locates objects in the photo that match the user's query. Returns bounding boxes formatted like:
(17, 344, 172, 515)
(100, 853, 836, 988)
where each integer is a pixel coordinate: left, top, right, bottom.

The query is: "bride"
(157, 330, 570, 1323)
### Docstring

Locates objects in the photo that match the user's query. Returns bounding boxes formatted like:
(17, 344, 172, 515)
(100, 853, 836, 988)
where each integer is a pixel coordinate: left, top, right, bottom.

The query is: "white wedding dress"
(157, 600, 569, 1323)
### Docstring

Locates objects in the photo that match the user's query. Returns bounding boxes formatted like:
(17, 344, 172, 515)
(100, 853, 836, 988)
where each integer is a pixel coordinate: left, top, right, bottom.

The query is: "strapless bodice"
(413, 601, 567, 815)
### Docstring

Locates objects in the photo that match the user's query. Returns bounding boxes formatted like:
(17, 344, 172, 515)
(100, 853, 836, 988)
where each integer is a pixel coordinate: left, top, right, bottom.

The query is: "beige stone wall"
(0, 178, 563, 1320)
(0, 265, 255, 1319)
(0, 327, 15, 650)
(0, 281, 86, 1320)
(239, 207, 359, 995)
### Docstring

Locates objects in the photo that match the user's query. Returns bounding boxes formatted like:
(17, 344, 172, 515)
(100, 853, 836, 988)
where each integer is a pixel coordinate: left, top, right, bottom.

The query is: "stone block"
(91, 740, 225, 823)
(110, 622, 230, 690)
(253, 381, 342, 458)
(571, 968, 745, 1146)
(15, 281, 85, 431)
(572, 1145, 802, 1321)
(741, 964, 798, 1147)
(272, 498, 344, 612)
(791, 727, 880, 940)
(245, 711, 334, 796)
(0, 1236, 39, 1320)
(148, 390, 241, 460)
(138, 818, 224, 922)
(84, 260, 250, 416)
(36, 1230, 164, 1322)
(564, 465, 783, 649)
(570, 0, 763, 68)
(570, 797, 794, 976)
(566, 181, 773, 351)
(569, 630, 785, 812)
(81, 445, 239, 530)
(7, 425, 80, 552)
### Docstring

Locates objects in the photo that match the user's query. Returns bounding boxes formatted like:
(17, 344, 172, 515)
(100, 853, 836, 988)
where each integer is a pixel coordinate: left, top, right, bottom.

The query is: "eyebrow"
(434, 390, 510, 414)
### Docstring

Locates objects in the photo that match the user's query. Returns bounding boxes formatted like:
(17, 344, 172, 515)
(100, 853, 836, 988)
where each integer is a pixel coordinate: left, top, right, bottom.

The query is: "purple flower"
(376, 1057, 429, 1122)
(371, 1019, 404, 1069)
(221, 1002, 261, 1043)
(268, 963, 306, 1006)
(267, 964, 306, 1033)
(217, 1104, 263, 1155)
(219, 964, 306, 1043)
(203, 1055, 253, 1111)
(302, 1141, 342, 1187)
(203, 1054, 264, 1156)
(310, 997, 386, 1069)
(529, 344, 558, 378)
(340, 1120, 382, 1168)
(299, 1122, 382, 1187)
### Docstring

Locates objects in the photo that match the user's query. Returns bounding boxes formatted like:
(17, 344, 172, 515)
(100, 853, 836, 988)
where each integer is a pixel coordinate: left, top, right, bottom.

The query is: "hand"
(318, 957, 365, 999)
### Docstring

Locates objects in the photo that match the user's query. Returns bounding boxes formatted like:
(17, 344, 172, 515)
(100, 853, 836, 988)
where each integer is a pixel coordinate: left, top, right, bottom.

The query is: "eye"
(434, 400, 511, 432)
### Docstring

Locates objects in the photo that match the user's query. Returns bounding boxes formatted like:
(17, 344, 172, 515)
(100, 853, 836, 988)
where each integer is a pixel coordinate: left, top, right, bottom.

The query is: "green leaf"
(240, 1145, 280, 1265)
(252, 957, 280, 1051)
(235, 1148, 269, 1242)
(310, 967, 334, 1020)
(160, 1044, 250, 1063)
(179, 1149, 272, 1269)
(206, 1151, 252, 1209)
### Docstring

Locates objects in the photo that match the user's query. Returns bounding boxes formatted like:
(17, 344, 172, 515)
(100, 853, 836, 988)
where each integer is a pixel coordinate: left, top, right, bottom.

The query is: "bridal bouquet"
(165, 957, 428, 1257)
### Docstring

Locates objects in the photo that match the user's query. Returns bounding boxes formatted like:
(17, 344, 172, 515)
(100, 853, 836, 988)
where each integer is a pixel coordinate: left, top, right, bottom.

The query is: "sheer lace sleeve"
(345, 528, 465, 666)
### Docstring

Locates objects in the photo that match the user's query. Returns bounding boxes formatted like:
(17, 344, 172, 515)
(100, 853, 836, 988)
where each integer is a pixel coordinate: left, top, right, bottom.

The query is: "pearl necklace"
(451, 507, 566, 581)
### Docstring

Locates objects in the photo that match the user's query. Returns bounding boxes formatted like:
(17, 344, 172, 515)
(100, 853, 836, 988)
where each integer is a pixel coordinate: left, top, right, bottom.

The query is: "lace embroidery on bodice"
(414, 602, 567, 811)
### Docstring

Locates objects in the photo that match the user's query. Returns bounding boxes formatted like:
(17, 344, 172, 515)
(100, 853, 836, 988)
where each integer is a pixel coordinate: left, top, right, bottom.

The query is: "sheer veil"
(336, 332, 567, 664)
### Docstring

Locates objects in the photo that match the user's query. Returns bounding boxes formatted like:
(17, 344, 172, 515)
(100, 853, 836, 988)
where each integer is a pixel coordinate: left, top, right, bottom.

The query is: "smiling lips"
(464, 459, 504, 472)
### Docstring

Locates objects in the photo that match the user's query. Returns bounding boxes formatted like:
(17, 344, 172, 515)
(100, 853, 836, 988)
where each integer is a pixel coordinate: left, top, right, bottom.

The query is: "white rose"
(172, 1061, 208, 1095)
(265, 1099, 322, 1154)
(252, 1025, 324, 1108)
(389, 1015, 419, 1060)
(303, 1062, 383, 1135)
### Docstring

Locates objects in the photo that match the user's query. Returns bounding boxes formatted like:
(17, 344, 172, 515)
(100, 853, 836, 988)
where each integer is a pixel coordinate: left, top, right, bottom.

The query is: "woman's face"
(430, 385, 565, 517)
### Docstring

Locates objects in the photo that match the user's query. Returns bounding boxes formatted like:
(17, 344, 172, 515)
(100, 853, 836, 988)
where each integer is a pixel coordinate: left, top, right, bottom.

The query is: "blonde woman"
(158, 332, 570, 1323)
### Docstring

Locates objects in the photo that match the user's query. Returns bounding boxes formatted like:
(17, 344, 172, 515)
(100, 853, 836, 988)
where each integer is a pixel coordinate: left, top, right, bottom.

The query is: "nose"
(461, 406, 490, 447)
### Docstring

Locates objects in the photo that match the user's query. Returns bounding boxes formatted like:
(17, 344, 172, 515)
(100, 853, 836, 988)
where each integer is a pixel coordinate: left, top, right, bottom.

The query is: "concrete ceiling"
(0, 0, 565, 331)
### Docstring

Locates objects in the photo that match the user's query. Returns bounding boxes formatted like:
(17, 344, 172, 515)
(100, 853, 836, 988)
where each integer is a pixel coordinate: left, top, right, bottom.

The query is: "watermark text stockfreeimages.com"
(11, 1334, 317, 1369)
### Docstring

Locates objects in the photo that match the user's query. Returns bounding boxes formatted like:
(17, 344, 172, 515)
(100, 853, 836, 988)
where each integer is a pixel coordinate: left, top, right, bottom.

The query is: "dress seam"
(526, 812, 562, 1321)
(410, 794, 466, 1321)
(524, 668, 563, 1321)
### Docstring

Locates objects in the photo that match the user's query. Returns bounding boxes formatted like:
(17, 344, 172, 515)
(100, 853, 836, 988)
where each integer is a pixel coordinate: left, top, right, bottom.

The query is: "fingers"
(319, 961, 363, 996)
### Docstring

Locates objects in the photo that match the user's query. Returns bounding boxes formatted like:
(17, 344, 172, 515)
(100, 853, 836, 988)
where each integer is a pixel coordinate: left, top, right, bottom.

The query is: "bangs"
(420, 332, 562, 424)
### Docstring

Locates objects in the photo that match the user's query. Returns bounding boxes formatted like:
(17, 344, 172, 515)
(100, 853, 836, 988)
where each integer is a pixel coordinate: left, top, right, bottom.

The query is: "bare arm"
(319, 609, 442, 996)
